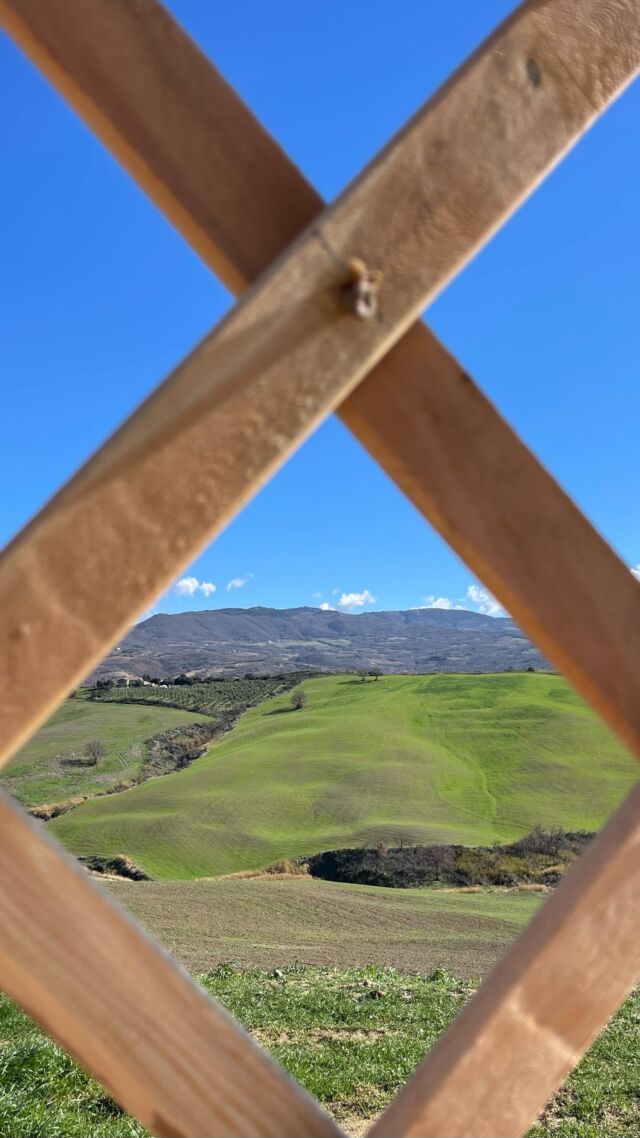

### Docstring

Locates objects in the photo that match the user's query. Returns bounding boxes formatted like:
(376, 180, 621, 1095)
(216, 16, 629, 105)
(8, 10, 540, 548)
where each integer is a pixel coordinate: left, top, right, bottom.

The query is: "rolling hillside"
(50, 674, 636, 878)
(3, 699, 211, 807)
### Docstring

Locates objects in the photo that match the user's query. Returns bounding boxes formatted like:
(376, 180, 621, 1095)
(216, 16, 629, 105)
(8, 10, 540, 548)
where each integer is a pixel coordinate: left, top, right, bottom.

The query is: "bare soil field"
(106, 874, 542, 976)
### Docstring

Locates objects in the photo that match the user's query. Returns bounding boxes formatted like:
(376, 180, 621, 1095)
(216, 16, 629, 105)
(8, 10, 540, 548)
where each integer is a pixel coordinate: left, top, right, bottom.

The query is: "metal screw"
(343, 257, 383, 320)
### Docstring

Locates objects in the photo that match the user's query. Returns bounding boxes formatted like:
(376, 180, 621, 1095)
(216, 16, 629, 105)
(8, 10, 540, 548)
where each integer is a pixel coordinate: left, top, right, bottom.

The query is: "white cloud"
(466, 583, 505, 617)
(315, 586, 371, 612)
(174, 576, 216, 598)
(175, 576, 198, 596)
(226, 573, 254, 592)
(632, 565, 640, 582)
(337, 589, 376, 612)
(420, 595, 455, 610)
(413, 582, 505, 616)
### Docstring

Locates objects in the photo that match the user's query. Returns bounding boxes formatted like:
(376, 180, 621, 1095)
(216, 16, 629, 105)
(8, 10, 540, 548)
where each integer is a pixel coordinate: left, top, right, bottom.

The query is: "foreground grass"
(1, 967, 637, 1136)
(51, 674, 635, 878)
(0, 995, 144, 1138)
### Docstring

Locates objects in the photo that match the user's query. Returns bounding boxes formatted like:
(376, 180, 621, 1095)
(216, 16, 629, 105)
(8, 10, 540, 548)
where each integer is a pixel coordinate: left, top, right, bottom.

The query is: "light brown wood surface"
(370, 778, 640, 1137)
(1, 0, 639, 773)
(0, 790, 344, 1138)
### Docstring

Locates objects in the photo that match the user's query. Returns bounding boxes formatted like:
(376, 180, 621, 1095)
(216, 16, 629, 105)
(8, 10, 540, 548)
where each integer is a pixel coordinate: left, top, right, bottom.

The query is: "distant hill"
(94, 605, 547, 679)
(52, 674, 635, 879)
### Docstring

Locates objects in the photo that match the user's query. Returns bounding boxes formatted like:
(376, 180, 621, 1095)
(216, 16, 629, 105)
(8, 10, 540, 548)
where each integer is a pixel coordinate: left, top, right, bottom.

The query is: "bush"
(305, 828, 595, 889)
(509, 823, 575, 858)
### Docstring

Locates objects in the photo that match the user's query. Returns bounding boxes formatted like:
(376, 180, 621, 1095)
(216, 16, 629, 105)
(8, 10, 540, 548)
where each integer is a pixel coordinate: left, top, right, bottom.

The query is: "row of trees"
(95, 666, 387, 690)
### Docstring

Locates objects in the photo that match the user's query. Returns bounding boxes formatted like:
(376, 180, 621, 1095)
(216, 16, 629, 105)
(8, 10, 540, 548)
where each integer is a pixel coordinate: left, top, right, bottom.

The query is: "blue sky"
(1, 1, 639, 619)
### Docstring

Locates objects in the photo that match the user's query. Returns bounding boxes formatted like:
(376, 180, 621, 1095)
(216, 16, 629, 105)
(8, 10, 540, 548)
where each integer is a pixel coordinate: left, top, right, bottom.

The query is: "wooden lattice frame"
(0, 1, 639, 1135)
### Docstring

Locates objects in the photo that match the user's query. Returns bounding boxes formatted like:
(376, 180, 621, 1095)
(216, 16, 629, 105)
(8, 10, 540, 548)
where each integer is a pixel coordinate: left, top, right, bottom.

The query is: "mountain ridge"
(95, 605, 548, 679)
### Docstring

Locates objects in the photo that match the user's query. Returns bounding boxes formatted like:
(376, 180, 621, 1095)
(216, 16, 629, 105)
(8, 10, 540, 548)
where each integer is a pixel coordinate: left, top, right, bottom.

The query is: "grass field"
(1, 965, 637, 1136)
(106, 874, 542, 975)
(2, 699, 211, 807)
(50, 674, 636, 878)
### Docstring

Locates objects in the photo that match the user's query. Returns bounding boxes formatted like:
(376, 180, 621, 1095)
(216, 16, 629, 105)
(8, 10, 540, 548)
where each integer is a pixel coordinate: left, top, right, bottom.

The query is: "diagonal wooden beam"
(368, 778, 640, 1137)
(0, 0, 639, 772)
(0, 790, 343, 1138)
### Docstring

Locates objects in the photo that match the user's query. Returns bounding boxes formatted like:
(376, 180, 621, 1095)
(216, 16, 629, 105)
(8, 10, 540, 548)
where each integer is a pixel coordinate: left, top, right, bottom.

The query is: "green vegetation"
(2, 699, 211, 807)
(89, 675, 298, 717)
(305, 827, 592, 888)
(1, 967, 637, 1136)
(107, 874, 542, 975)
(3, 677, 300, 811)
(3, 673, 636, 1134)
(51, 674, 635, 878)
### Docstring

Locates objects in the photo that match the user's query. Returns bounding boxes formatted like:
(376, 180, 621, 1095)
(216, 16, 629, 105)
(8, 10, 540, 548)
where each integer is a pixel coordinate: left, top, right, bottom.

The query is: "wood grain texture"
(1, 0, 639, 772)
(368, 779, 640, 1137)
(0, 790, 343, 1138)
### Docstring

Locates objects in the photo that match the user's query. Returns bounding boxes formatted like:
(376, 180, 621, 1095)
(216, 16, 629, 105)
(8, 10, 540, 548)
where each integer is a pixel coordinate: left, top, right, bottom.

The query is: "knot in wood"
(343, 257, 383, 320)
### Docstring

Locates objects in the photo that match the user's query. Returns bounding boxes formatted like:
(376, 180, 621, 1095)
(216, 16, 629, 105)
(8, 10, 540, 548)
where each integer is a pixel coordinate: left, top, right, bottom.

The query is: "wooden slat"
(0, 790, 343, 1138)
(1, 0, 640, 773)
(368, 779, 640, 1137)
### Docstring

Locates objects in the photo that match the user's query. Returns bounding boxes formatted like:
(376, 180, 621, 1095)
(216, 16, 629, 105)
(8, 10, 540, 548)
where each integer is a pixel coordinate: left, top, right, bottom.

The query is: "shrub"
(305, 828, 595, 889)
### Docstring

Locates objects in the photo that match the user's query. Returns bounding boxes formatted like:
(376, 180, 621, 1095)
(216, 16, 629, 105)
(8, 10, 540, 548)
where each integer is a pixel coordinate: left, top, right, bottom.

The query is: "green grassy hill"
(3, 699, 211, 807)
(48, 674, 636, 878)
